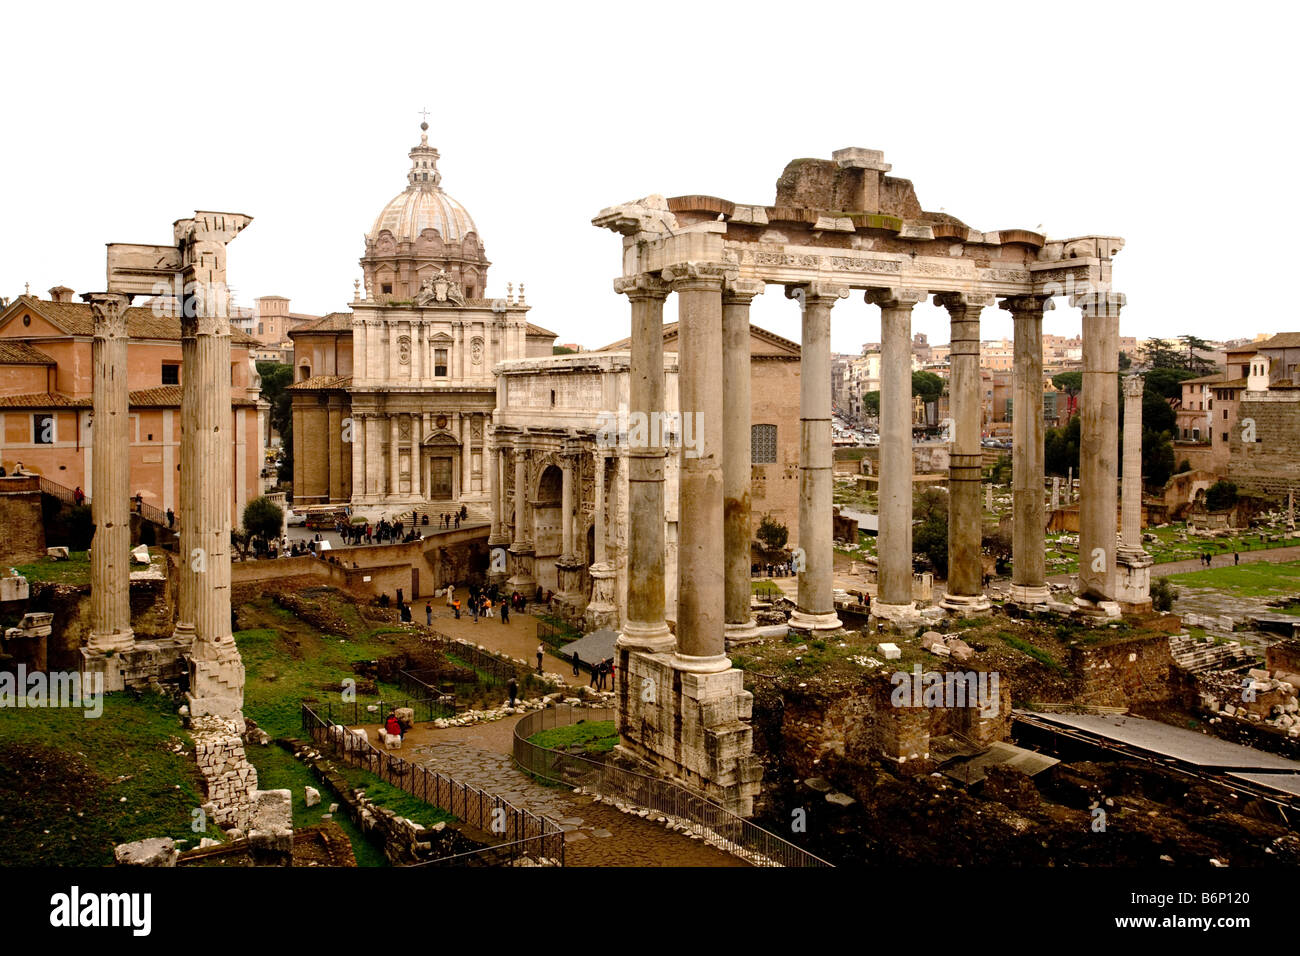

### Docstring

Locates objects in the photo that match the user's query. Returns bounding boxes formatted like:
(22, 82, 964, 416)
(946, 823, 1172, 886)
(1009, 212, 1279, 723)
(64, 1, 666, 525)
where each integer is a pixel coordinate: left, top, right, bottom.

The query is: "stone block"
(114, 837, 178, 867)
(45, 547, 69, 560)
(0, 575, 29, 602)
(877, 642, 901, 660)
(304, 787, 321, 808)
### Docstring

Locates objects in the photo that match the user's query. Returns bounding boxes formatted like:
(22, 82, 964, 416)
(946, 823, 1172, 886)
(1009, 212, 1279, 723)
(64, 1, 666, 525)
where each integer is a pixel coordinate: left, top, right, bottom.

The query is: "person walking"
(453, 598, 461, 619)
(500, 600, 509, 624)
(536, 644, 545, 675)
(572, 650, 581, 677)
(485, 597, 493, 619)
(471, 598, 479, 623)
(166, 507, 175, 529)
(589, 658, 600, 688)
(425, 602, 433, 626)
(1234, 551, 1240, 565)
(507, 676, 518, 708)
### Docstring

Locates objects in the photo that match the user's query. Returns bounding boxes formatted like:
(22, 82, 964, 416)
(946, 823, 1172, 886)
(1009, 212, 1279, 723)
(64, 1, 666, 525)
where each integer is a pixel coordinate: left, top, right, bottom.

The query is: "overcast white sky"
(2, 1, 1295, 353)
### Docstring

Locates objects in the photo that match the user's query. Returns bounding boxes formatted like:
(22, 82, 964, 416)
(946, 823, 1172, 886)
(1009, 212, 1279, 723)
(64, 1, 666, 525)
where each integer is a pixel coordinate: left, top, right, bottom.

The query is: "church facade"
(289, 123, 555, 511)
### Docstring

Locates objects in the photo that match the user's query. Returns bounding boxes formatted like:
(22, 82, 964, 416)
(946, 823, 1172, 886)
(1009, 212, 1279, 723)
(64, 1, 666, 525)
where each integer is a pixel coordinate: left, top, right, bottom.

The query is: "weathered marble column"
(788, 282, 848, 631)
(85, 293, 135, 673)
(389, 414, 400, 498)
(487, 440, 502, 540)
(560, 451, 575, 561)
(179, 212, 251, 727)
(174, 295, 198, 643)
(351, 412, 366, 502)
(508, 447, 535, 594)
(461, 415, 473, 497)
(353, 319, 367, 386)
(585, 450, 617, 630)
(1001, 295, 1053, 604)
(1074, 291, 1124, 605)
(868, 288, 928, 620)
(936, 292, 992, 612)
(723, 279, 765, 645)
(665, 262, 731, 671)
(614, 274, 673, 653)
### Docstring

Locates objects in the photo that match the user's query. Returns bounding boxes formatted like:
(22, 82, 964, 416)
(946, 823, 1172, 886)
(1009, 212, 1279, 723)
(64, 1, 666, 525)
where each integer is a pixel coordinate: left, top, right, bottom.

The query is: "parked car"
(287, 509, 308, 527)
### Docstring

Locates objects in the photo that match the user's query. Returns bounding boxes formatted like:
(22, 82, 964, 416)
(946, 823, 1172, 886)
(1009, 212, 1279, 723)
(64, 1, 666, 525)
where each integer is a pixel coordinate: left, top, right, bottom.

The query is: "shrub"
(1151, 577, 1177, 612)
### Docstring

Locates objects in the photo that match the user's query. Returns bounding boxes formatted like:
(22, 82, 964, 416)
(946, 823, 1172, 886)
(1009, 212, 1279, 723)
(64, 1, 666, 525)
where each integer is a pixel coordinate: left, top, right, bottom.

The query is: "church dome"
(367, 124, 479, 244)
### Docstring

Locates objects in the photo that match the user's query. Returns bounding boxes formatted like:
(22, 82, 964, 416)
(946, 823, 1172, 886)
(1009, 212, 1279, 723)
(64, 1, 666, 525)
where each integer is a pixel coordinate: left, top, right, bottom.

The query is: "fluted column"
(1002, 295, 1053, 604)
(936, 292, 992, 611)
(508, 446, 535, 593)
(411, 413, 422, 500)
(1075, 291, 1125, 603)
(86, 293, 135, 659)
(174, 296, 198, 642)
(614, 274, 673, 653)
(560, 451, 575, 561)
(665, 261, 731, 670)
(594, 452, 607, 565)
(788, 281, 848, 631)
(868, 287, 928, 619)
(1120, 375, 1145, 555)
(723, 279, 764, 644)
(389, 414, 400, 498)
(487, 439, 502, 540)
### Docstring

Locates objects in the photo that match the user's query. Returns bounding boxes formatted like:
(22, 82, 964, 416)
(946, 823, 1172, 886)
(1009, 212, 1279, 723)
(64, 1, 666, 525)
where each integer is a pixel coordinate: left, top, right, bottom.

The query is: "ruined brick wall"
(0, 477, 45, 565)
(1228, 395, 1300, 496)
(1068, 633, 1175, 708)
(191, 715, 259, 832)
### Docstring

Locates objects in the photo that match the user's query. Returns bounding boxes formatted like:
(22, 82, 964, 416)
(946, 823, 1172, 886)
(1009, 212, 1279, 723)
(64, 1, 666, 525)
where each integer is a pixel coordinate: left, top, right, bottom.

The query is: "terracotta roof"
(0, 341, 55, 365)
(289, 312, 355, 335)
(1180, 372, 1226, 386)
(0, 392, 88, 408)
(598, 321, 800, 355)
(2, 296, 259, 345)
(526, 322, 558, 338)
(287, 374, 352, 391)
(1258, 332, 1300, 350)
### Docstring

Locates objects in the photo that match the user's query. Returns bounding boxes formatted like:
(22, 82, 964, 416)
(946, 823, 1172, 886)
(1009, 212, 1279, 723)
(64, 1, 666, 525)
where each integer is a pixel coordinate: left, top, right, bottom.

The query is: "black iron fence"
(315, 694, 456, 727)
(512, 704, 832, 868)
(418, 630, 520, 685)
(301, 702, 564, 865)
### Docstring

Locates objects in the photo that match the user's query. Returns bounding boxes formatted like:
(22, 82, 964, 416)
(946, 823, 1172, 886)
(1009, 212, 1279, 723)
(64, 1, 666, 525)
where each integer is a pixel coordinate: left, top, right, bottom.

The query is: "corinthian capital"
(723, 278, 766, 304)
(999, 294, 1055, 318)
(933, 291, 995, 314)
(83, 292, 132, 340)
(613, 273, 670, 300)
(785, 281, 848, 307)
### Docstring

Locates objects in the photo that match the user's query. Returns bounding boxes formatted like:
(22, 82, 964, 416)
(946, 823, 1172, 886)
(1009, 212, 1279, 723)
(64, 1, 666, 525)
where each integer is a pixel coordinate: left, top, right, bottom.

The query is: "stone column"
(868, 288, 928, 620)
(85, 293, 135, 679)
(508, 447, 535, 594)
(560, 451, 575, 561)
(585, 449, 617, 630)
(936, 292, 992, 612)
(1119, 375, 1145, 556)
(614, 274, 673, 653)
(664, 261, 731, 671)
(594, 452, 608, 564)
(353, 320, 367, 385)
(723, 279, 764, 644)
(352, 412, 366, 502)
(389, 414, 400, 499)
(174, 295, 198, 643)
(178, 212, 250, 728)
(788, 282, 848, 631)
(411, 413, 422, 500)
(1074, 291, 1124, 606)
(461, 415, 473, 498)
(388, 321, 400, 380)
(366, 415, 382, 499)
(1001, 295, 1053, 604)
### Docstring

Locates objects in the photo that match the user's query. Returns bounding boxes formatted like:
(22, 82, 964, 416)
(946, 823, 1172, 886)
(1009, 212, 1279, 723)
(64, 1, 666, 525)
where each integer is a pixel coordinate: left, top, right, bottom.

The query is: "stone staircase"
(404, 502, 492, 529)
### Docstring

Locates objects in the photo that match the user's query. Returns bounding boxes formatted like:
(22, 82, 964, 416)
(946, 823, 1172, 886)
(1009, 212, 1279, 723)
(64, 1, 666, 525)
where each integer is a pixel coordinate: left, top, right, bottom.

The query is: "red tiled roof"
(287, 374, 352, 391)
(289, 312, 355, 335)
(1, 296, 259, 345)
(0, 392, 89, 408)
(0, 341, 56, 365)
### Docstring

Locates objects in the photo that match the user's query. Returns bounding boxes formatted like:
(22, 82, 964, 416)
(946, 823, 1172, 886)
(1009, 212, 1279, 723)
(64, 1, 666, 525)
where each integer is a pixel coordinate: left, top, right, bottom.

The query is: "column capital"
(1121, 373, 1144, 398)
(661, 261, 736, 289)
(723, 278, 766, 304)
(999, 294, 1055, 317)
(612, 273, 670, 299)
(1071, 290, 1125, 317)
(933, 291, 995, 313)
(865, 287, 928, 309)
(785, 281, 848, 305)
(83, 292, 132, 339)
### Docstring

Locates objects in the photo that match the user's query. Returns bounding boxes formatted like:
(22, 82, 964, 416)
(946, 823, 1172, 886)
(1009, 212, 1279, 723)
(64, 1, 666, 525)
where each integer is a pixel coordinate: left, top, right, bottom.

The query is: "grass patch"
(14, 550, 92, 585)
(1166, 560, 1300, 596)
(994, 631, 1066, 673)
(0, 691, 217, 866)
(527, 719, 618, 755)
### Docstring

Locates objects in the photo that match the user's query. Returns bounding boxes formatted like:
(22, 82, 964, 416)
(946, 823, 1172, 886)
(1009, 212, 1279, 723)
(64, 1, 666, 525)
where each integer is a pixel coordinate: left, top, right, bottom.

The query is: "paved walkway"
(1048, 545, 1300, 584)
(420, 591, 582, 683)
(357, 715, 744, 866)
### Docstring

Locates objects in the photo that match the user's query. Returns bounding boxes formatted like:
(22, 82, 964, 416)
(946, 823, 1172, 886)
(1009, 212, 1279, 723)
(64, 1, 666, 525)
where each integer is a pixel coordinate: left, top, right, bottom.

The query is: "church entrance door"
(430, 457, 454, 500)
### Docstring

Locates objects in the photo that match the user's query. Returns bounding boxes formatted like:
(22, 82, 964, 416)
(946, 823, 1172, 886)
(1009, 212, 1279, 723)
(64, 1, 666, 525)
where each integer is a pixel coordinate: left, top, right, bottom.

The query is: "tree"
(911, 371, 945, 404)
(1045, 413, 1081, 478)
(912, 488, 949, 577)
(755, 514, 788, 552)
(257, 361, 294, 483)
(1179, 334, 1215, 373)
(1175, 459, 1192, 475)
(1142, 429, 1176, 488)
(1205, 480, 1238, 512)
(1139, 338, 1181, 370)
(1151, 577, 1177, 612)
(1051, 370, 1083, 397)
(1118, 350, 1132, 371)
(552, 345, 575, 355)
(863, 390, 880, 417)
(243, 495, 284, 542)
(988, 454, 1012, 486)
(1143, 366, 1200, 402)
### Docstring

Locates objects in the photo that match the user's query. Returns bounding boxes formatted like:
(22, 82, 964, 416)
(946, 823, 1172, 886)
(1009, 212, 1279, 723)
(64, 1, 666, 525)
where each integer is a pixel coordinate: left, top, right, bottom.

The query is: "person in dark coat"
(572, 650, 581, 677)
(507, 677, 518, 708)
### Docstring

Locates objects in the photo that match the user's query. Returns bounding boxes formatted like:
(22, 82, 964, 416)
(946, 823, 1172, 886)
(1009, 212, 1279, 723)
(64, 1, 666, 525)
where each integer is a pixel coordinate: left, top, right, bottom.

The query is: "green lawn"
(14, 550, 92, 585)
(527, 719, 618, 755)
(0, 691, 218, 866)
(1165, 559, 1300, 597)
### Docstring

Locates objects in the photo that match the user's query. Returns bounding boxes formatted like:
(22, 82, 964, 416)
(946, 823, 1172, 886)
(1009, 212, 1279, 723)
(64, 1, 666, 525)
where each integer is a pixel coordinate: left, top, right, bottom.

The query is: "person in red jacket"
(385, 712, 402, 738)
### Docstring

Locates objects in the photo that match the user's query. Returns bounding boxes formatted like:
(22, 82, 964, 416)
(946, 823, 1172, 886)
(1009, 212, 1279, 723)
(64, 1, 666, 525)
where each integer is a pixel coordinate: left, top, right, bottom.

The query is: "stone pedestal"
(583, 563, 619, 631)
(616, 648, 762, 815)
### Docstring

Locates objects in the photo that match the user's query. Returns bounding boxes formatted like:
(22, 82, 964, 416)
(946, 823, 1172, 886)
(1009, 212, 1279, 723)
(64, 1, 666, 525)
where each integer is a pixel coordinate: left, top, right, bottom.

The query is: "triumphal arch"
(594, 147, 1126, 814)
